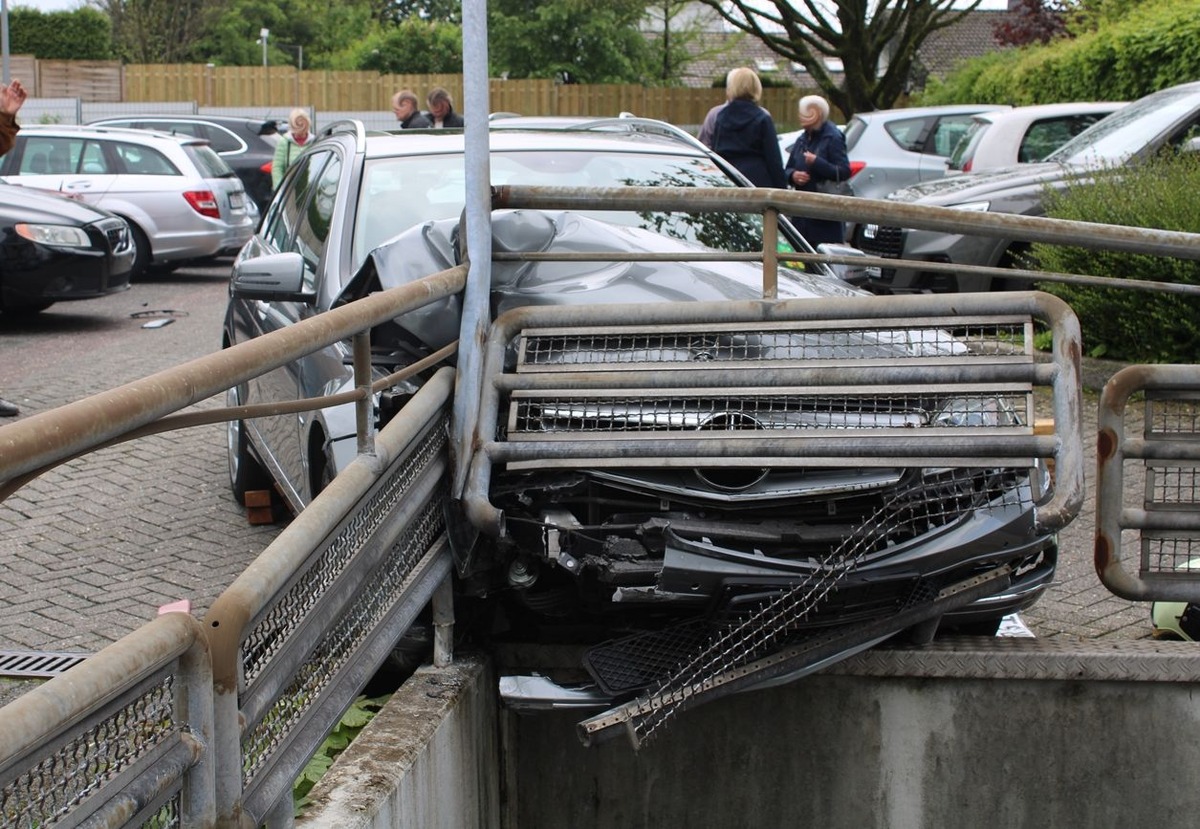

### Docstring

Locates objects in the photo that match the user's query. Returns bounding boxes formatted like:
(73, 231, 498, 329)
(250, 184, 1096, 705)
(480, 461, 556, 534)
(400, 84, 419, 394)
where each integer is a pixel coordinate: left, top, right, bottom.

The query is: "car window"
(16, 136, 81, 174)
(261, 147, 333, 259)
(947, 119, 988, 170)
(197, 124, 244, 154)
(883, 116, 930, 152)
(113, 141, 178, 175)
(1018, 114, 1119, 163)
(184, 144, 236, 178)
(928, 115, 976, 157)
(842, 116, 867, 152)
(353, 149, 775, 271)
(295, 153, 343, 286)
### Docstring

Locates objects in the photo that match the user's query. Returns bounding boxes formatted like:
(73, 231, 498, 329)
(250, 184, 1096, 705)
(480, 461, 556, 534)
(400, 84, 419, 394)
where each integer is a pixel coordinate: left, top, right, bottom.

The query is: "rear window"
(184, 144, 237, 178)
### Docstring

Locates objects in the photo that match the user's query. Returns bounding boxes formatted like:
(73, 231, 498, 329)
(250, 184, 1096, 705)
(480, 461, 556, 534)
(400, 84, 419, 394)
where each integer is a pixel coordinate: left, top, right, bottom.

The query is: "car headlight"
(932, 395, 1021, 428)
(950, 201, 991, 212)
(15, 223, 92, 248)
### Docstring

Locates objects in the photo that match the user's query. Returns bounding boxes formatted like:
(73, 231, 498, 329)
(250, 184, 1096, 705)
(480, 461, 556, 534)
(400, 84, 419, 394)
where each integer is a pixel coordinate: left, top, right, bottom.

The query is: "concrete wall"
(295, 650, 1200, 829)
(502, 673, 1200, 828)
(296, 655, 499, 829)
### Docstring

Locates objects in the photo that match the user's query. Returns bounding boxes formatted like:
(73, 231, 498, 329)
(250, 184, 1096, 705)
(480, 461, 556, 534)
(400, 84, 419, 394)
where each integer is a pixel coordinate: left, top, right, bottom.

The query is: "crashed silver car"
(227, 121, 1078, 725)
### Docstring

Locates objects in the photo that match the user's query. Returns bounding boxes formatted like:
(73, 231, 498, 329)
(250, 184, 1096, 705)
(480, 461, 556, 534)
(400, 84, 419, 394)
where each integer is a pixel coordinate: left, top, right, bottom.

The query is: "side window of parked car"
(929, 116, 976, 157)
(294, 153, 343, 290)
(113, 142, 178, 176)
(1019, 115, 1109, 163)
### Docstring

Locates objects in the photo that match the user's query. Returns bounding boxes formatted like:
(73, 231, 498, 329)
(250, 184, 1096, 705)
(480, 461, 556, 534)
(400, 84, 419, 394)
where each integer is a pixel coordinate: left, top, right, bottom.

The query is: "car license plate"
(230, 192, 245, 209)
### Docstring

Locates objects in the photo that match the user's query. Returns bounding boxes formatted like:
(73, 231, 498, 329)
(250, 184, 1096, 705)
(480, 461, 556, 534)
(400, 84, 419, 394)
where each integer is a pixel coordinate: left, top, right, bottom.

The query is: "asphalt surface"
(0, 265, 1155, 700)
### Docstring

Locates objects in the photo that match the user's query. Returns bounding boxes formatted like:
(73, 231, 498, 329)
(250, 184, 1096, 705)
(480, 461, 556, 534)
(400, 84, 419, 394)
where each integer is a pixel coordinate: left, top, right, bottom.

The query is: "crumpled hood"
(346, 209, 860, 351)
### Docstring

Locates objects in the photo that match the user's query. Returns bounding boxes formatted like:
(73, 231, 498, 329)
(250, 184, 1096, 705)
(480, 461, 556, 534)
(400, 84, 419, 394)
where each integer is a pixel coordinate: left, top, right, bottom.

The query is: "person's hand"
(0, 80, 27, 116)
(803, 151, 816, 166)
(791, 170, 811, 186)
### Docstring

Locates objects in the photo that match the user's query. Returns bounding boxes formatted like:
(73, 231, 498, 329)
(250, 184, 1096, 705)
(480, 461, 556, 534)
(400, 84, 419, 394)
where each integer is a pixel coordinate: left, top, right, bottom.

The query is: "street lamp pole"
(1, 0, 10, 85)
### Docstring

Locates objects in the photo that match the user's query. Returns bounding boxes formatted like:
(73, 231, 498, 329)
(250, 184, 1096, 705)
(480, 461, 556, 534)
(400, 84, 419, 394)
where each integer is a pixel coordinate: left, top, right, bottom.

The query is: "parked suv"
(225, 117, 1069, 669)
(857, 81, 1200, 293)
(0, 124, 256, 277)
(88, 114, 282, 214)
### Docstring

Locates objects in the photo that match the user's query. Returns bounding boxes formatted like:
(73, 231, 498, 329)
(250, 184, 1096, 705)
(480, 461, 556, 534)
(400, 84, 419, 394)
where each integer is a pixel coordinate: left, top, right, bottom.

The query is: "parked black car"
(0, 183, 134, 314)
(87, 114, 281, 215)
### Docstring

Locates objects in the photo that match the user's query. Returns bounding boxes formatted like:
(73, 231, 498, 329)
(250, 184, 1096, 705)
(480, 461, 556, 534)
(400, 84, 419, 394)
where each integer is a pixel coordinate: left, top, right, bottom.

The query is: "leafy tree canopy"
(8, 7, 114, 60)
(688, 0, 984, 117)
(375, 0, 462, 24)
(346, 18, 464, 74)
(994, 0, 1069, 46)
(488, 0, 655, 83)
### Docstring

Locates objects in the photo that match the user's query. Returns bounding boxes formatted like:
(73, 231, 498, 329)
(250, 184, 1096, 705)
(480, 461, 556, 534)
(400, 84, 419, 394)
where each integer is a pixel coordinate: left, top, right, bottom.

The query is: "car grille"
(97, 218, 131, 254)
(856, 224, 903, 282)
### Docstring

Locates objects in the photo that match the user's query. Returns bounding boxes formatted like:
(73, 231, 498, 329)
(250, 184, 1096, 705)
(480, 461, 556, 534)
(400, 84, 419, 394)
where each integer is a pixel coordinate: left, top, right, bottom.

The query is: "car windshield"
(1046, 85, 1200, 165)
(352, 148, 792, 269)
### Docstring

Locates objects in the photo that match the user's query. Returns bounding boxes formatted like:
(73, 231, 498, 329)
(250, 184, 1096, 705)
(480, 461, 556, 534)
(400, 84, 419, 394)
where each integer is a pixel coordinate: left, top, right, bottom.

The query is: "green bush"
(920, 0, 1200, 106)
(1031, 150, 1200, 362)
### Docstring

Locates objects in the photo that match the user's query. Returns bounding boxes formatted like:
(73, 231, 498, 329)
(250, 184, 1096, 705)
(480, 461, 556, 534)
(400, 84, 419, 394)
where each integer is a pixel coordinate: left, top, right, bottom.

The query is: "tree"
(8, 8, 114, 60)
(193, 0, 377, 69)
(994, 0, 1069, 46)
(689, 0, 985, 117)
(350, 18, 464, 74)
(488, 0, 655, 83)
(95, 0, 212, 63)
(642, 0, 743, 85)
(375, 0, 462, 24)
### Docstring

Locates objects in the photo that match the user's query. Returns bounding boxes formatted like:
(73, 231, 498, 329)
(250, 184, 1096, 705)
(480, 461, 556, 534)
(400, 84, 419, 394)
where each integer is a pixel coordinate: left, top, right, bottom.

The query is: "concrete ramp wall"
(298, 642, 1200, 828)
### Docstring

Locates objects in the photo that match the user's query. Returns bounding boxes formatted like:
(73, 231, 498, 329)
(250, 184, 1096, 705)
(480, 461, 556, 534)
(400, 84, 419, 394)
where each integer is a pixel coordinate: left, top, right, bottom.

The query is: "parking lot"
(0, 259, 1154, 667)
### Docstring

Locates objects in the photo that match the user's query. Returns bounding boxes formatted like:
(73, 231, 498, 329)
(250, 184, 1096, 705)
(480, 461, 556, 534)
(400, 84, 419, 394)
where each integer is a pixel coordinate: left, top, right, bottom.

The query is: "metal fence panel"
(1096, 364, 1200, 601)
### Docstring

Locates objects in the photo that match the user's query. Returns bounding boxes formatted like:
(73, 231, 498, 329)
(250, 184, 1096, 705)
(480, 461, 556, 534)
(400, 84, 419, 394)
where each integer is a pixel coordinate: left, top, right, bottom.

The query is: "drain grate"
(0, 650, 89, 678)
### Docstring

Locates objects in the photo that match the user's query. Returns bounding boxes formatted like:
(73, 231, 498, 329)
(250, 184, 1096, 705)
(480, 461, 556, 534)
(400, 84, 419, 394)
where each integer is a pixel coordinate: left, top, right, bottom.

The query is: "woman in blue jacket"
(712, 67, 786, 190)
(785, 95, 852, 246)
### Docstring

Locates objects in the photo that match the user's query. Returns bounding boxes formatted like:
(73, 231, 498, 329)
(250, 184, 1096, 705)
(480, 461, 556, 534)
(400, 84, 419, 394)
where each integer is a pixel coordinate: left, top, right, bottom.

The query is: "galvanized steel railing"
(0, 612, 213, 829)
(1096, 364, 1200, 602)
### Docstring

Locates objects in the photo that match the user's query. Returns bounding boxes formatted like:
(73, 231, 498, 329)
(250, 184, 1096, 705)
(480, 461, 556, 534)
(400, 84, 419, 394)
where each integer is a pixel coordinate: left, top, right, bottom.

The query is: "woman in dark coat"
(785, 94, 852, 246)
(712, 67, 786, 190)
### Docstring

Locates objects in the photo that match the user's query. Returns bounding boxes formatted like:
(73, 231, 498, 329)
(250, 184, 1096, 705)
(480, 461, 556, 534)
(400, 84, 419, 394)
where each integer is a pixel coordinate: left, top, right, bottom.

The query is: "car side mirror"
(231, 252, 314, 302)
(817, 243, 871, 286)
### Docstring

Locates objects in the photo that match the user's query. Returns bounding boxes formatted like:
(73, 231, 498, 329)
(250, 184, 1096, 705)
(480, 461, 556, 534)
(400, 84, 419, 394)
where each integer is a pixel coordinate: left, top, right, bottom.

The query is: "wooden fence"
(19, 58, 817, 130)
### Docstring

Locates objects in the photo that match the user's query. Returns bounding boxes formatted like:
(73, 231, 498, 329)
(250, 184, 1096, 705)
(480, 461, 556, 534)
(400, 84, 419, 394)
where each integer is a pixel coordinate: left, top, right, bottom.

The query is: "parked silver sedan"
(0, 124, 257, 277)
(946, 101, 1127, 173)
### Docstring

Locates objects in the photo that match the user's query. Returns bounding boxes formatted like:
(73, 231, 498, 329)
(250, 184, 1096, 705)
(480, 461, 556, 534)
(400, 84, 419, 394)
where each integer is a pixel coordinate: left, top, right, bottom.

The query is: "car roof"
(20, 123, 208, 148)
(325, 118, 715, 160)
(850, 103, 1011, 122)
(90, 114, 282, 133)
(971, 101, 1127, 123)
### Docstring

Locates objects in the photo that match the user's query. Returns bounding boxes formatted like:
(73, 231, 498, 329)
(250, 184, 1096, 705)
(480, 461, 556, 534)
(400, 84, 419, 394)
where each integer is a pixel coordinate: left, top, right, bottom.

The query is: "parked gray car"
(0, 124, 257, 277)
(224, 117, 1063, 660)
(844, 103, 1010, 201)
(857, 81, 1200, 293)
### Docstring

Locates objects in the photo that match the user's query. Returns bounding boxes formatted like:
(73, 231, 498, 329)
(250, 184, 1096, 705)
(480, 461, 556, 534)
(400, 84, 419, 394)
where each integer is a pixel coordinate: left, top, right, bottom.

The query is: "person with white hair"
(784, 94, 852, 245)
(272, 108, 315, 189)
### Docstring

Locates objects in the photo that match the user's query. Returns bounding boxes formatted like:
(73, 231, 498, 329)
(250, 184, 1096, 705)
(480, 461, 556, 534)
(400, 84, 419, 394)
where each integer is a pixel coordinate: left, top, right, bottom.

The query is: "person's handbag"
(813, 177, 854, 197)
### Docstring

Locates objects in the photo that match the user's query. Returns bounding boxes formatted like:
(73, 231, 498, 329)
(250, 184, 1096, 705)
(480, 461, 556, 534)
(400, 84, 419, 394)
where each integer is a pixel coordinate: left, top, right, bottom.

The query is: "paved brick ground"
(0, 268, 1157, 704)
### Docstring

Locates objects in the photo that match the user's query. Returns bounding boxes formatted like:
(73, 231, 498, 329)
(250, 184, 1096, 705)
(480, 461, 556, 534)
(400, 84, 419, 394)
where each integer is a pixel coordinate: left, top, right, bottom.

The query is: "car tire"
(226, 382, 271, 506)
(128, 223, 151, 281)
(309, 429, 335, 501)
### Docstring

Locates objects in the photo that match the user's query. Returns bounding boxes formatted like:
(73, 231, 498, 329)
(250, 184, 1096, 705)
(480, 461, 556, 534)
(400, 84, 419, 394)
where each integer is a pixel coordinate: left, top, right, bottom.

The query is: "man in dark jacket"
(0, 79, 28, 417)
(426, 87, 464, 129)
(391, 89, 432, 129)
(711, 67, 785, 190)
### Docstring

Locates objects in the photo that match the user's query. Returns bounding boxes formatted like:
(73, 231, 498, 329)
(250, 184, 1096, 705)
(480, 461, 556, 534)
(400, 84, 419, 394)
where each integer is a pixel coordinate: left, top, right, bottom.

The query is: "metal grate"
(517, 322, 1030, 370)
(0, 649, 89, 678)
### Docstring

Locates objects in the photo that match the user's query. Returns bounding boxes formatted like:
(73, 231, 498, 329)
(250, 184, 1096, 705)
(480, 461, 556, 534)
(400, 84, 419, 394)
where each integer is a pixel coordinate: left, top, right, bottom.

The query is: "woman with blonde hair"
(711, 67, 786, 189)
(784, 94, 852, 245)
(272, 108, 315, 189)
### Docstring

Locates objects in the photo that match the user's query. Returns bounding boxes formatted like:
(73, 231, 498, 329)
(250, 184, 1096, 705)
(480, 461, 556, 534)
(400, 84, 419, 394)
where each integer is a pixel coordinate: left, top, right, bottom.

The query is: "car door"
(239, 147, 345, 503)
(1, 134, 117, 202)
